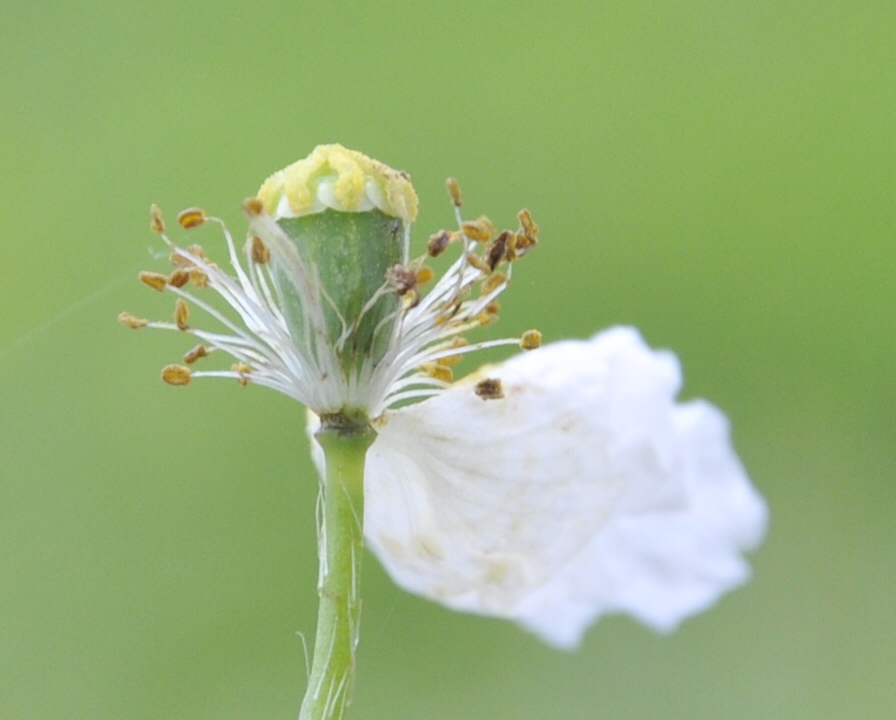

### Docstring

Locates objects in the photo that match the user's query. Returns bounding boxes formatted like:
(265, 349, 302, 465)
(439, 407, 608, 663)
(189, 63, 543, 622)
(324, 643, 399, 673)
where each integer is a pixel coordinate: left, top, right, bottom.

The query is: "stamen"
(250, 236, 271, 264)
(183, 344, 209, 364)
(476, 312, 499, 327)
(461, 216, 495, 242)
(170, 251, 192, 267)
(139, 271, 168, 292)
(178, 207, 207, 229)
(415, 266, 435, 285)
(474, 378, 504, 400)
(435, 337, 468, 367)
(189, 269, 209, 288)
(465, 253, 490, 273)
(168, 269, 190, 288)
(385, 265, 418, 296)
(427, 230, 451, 258)
(243, 196, 264, 217)
(187, 244, 209, 260)
(162, 364, 191, 386)
(174, 298, 190, 331)
(445, 177, 463, 207)
(520, 329, 542, 350)
(481, 272, 507, 296)
(118, 311, 148, 329)
(150, 204, 165, 234)
(486, 231, 511, 272)
(231, 362, 252, 386)
(518, 208, 539, 242)
(420, 362, 453, 383)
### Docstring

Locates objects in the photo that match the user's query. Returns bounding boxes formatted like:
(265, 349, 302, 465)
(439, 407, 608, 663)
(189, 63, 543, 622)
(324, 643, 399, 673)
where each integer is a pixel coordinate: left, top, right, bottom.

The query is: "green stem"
(299, 419, 376, 720)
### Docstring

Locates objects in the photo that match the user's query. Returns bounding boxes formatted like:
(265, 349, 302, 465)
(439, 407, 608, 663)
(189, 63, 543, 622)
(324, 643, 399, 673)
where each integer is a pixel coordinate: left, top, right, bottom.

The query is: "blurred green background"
(1, 1, 893, 718)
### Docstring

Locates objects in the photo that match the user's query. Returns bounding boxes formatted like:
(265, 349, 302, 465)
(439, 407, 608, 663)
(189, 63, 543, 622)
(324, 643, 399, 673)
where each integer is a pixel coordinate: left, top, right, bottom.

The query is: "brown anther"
(481, 272, 507, 296)
(150, 204, 165, 234)
(118, 311, 148, 329)
(465, 253, 490, 273)
(415, 266, 435, 285)
(520, 329, 543, 351)
(243, 196, 264, 217)
(168, 269, 190, 288)
(231, 362, 252, 386)
(183, 344, 209, 364)
(518, 208, 539, 242)
(436, 337, 469, 367)
(250, 236, 270, 264)
(420, 362, 453, 383)
(161, 364, 191, 386)
(427, 230, 451, 258)
(177, 207, 207, 229)
(446, 177, 463, 207)
(385, 265, 418, 295)
(189, 269, 209, 288)
(474, 378, 504, 400)
(485, 230, 511, 272)
(139, 271, 168, 292)
(174, 298, 190, 331)
(461, 216, 495, 243)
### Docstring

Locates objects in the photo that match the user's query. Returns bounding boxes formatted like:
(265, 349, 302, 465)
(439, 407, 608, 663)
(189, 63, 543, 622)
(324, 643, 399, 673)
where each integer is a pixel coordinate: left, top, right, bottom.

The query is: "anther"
(485, 230, 511, 271)
(465, 253, 490, 273)
(150, 204, 165, 234)
(139, 271, 168, 292)
(416, 266, 435, 285)
(437, 337, 468, 367)
(161, 364, 191, 386)
(386, 265, 418, 296)
(189, 269, 209, 288)
(520, 329, 543, 350)
(481, 272, 507, 296)
(177, 207, 207, 229)
(174, 298, 190, 331)
(461, 216, 495, 242)
(118, 311, 148, 329)
(168, 269, 190, 288)
(476, 301, 501, 327)
(427, 230, 451, 258)
(445, 177, 463, 207)
(231, 362, 251, 386)
(243, 196, 264, 217)
(505, 232, 519, 261)
(183, 344, 209, 364)
(420, 362, 453, 383)
(187, 244, 208, 260)
(518, 208, 539, 241)
(474, 378, 504, 400)
(514, 231, 536, 255)
(250, 236, 270, 264)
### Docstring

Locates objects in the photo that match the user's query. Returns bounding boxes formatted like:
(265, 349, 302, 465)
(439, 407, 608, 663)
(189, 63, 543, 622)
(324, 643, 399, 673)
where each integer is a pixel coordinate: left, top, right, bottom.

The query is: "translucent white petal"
(363, 326, 767, 648)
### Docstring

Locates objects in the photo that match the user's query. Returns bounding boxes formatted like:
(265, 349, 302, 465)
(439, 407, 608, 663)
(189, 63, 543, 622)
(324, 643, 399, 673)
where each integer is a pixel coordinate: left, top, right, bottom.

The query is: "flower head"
(123, 146, 766, 648)
(123, 144, 539, 420)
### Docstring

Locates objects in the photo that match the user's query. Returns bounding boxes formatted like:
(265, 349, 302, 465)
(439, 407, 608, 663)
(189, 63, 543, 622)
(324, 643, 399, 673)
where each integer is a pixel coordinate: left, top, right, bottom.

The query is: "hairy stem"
(299, 420, 375, 720)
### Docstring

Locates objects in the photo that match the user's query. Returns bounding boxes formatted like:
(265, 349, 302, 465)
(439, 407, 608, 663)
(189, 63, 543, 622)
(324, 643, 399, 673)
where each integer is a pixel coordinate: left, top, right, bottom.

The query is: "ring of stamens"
(122, 179, 542, 417)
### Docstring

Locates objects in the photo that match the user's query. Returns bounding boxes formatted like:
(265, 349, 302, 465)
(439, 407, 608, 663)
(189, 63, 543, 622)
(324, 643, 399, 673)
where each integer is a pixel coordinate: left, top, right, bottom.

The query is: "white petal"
(363, 327, 767, 648)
